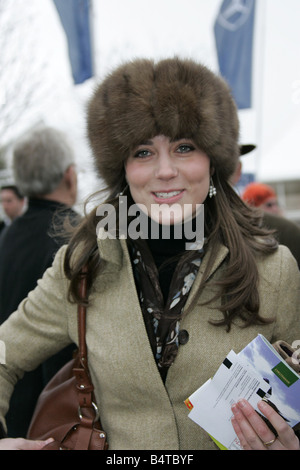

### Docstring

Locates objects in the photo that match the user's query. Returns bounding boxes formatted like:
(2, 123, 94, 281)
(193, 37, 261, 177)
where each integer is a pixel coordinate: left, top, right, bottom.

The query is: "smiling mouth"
(153, 190, 183, 199)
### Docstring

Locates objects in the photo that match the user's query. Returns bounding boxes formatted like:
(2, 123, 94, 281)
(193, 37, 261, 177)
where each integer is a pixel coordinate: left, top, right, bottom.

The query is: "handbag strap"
(77, 269, 88, 363)
(73, 269, 98, 418)
(71, 268, 106, 448)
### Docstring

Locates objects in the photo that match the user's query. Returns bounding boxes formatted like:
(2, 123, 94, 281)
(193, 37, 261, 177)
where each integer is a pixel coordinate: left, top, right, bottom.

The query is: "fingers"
(18, 437, 54, 450)
(257, 401, 300, 450)
(231, 399, 300, 451)
(231, 414, 258, 450)
(231, 400, 274, 450)
(0, 437, 54, 450)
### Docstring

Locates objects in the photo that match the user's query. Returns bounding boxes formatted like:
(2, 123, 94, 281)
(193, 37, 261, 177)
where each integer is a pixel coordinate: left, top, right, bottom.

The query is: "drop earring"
(209, 178, 217, 198)
(118, 184, 128, 203)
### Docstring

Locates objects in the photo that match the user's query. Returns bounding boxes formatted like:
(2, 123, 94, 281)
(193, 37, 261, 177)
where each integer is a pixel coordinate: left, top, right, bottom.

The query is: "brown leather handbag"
(27, 273, 108, 450)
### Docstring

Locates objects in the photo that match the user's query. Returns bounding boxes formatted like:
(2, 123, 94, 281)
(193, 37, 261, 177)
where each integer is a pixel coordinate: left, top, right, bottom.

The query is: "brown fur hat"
(87, 57, 240, 194)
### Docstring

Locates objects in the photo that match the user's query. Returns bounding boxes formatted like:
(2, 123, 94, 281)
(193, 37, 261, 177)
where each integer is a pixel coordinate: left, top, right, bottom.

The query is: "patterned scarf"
(128, 237, 205, 382)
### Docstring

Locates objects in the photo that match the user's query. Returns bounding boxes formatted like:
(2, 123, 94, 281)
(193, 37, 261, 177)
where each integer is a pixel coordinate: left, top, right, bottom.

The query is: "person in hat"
(232, 146, 300, 268)
(242, 182, 282, 216)
(0, 58, 299, 451)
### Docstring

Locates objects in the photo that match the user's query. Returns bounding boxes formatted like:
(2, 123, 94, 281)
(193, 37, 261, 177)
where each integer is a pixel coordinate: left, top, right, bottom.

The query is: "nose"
(154, 152, 178, 180)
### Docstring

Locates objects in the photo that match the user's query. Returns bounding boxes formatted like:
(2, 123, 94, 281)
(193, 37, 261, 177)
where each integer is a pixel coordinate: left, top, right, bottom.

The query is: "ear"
(64, 165, 76, 187)
(64, 165, 77, 201)
(210, 166, 215, 176)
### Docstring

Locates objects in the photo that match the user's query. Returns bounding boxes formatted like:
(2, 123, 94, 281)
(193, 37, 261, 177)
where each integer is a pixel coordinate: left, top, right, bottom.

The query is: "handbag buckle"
(78, 402, 100, 422)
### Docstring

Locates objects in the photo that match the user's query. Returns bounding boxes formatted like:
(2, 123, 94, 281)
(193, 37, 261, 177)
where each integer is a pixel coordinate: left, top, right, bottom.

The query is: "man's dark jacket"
(0, 198, 79, 437)
(263, 212, 300, 269)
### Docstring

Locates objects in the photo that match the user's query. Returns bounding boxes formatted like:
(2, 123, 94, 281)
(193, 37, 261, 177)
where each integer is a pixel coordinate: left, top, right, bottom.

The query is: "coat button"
(178, 330, 189, 345)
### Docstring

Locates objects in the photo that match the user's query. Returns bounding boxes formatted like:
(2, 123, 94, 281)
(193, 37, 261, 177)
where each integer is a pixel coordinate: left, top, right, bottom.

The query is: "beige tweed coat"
(0, 238, 299, 450)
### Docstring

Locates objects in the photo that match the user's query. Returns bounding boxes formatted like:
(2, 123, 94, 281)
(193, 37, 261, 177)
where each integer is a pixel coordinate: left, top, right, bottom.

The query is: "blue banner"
(214, 0, 256, 109)
(53, 0, 93, 84)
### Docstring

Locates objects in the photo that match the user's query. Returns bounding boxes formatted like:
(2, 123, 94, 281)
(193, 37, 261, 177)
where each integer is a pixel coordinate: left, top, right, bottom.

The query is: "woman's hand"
(0, 437, 54, 450)
(231, 399, 300, 450)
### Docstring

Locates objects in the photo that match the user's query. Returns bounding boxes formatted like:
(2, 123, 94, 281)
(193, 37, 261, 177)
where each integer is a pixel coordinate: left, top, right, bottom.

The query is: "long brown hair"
(200, 172, 277, 330)
(63, 172, 278, 329)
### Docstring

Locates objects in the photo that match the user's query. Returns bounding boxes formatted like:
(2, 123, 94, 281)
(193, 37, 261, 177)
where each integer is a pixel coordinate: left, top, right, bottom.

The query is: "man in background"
(0, 185, 25, 234)
(232, 145, 300, 269)
(0, 126, 80, 437)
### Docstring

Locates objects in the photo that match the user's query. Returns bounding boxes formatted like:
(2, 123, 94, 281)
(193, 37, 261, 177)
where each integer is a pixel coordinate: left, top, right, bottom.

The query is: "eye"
(176, 143, 195, 154)
(133, 149, 152, 159)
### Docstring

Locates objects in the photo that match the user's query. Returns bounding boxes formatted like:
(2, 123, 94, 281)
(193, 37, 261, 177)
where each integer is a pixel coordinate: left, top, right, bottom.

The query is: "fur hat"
(87, 58, 240, 194)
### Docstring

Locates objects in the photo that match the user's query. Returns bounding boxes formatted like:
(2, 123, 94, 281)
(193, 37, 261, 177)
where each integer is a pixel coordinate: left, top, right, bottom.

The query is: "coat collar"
(183, 240, 229, 311)
(97, 232, 229, 280)
(198, 240, 229, 280)
(96, 229, 124, 270)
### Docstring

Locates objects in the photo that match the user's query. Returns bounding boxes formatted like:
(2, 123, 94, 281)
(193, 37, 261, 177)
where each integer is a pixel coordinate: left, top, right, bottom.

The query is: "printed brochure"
(185, 335, 300, 450)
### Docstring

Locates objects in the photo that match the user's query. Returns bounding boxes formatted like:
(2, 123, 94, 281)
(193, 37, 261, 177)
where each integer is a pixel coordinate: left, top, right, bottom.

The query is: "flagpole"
(253, 0, 268, 181)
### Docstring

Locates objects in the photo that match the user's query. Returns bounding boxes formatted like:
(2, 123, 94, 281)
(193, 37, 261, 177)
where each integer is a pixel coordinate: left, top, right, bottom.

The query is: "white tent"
(258, 118, 300, 183)
(253, 0, 300, 183)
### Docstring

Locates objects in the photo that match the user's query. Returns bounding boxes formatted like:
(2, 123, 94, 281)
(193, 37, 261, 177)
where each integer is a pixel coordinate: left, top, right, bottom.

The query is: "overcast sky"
(1, 0, 300, 185)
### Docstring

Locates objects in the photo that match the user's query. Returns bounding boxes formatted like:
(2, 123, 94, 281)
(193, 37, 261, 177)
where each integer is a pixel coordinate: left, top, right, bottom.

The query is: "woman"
(0, 58, 299, 450)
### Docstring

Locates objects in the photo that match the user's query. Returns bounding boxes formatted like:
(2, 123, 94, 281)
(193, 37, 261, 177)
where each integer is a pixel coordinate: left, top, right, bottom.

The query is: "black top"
(147, 231, 187, 303)
(146, 217, 198, 303)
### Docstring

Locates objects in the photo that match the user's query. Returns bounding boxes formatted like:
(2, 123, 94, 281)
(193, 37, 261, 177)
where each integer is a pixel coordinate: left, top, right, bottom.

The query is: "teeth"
(154, 191, 181, 199)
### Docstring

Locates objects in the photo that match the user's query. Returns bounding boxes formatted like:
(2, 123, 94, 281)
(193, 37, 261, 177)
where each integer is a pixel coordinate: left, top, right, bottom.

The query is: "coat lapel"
(96, 235, 229, 306)
(184, 241, 229, 311)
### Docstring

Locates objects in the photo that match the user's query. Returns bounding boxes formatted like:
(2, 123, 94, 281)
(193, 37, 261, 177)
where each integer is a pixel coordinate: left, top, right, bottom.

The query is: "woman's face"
(125, 135, 211, 225)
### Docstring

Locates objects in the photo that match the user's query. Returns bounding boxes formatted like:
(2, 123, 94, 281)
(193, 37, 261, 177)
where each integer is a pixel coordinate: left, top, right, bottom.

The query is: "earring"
(209, 178, 217, 198)
(119, 184, 128, 203)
